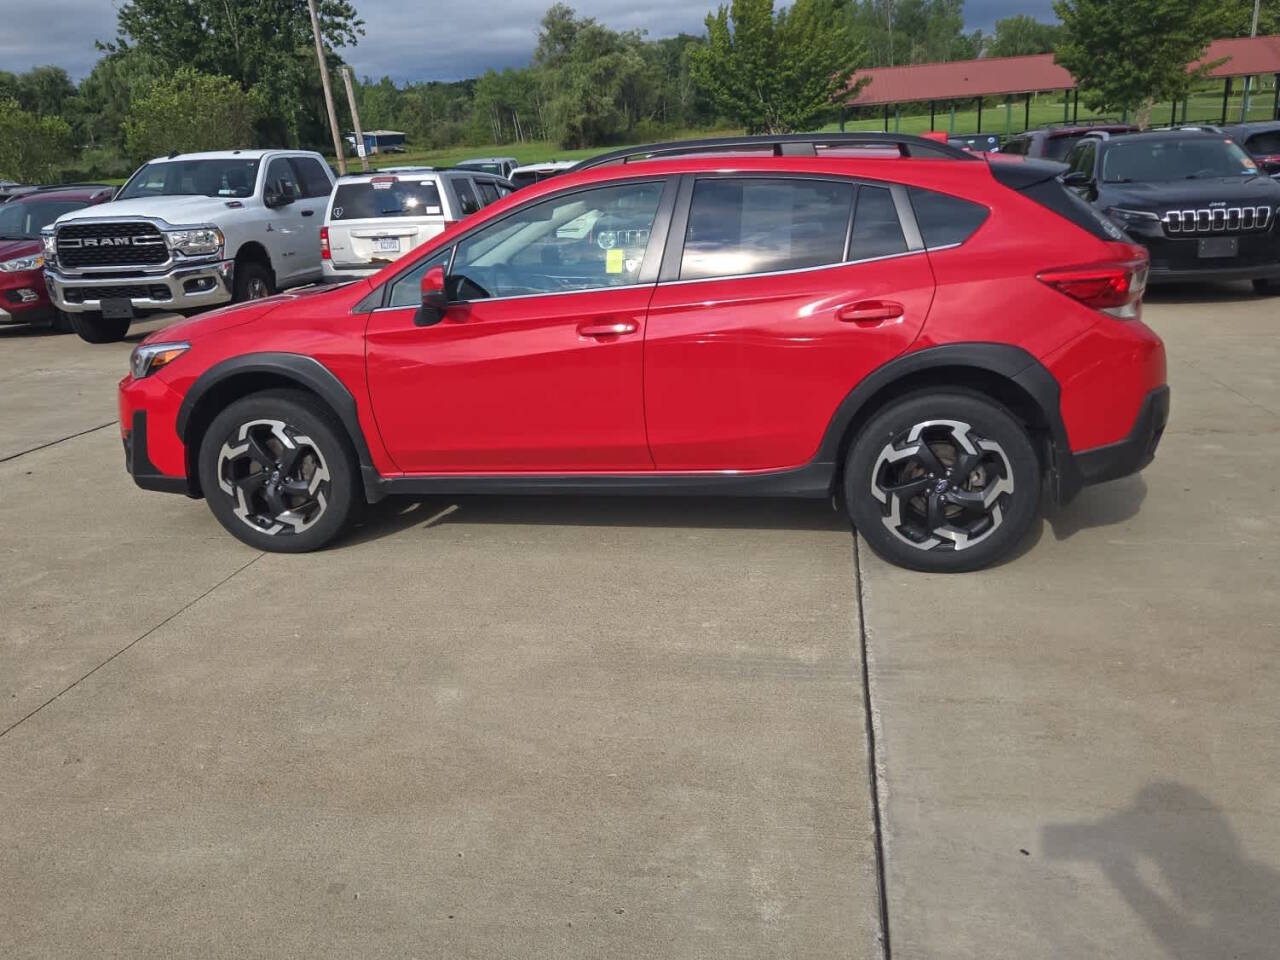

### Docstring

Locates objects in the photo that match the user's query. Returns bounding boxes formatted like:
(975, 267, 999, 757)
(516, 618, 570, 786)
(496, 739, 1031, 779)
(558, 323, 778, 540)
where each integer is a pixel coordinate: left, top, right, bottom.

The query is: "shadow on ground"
(1043, 783, 1279, 960)
(1046, 474, 1148, 541)
(342, 494, 850, 546)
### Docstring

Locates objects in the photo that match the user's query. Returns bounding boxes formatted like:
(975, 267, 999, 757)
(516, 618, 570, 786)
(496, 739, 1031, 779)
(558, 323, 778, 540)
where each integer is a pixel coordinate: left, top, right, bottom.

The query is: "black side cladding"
(987, 158, 1130, 243)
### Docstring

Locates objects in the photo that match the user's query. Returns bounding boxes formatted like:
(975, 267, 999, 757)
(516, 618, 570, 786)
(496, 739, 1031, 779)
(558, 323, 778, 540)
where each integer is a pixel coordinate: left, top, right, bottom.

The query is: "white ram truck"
(44, 149, 335, 343)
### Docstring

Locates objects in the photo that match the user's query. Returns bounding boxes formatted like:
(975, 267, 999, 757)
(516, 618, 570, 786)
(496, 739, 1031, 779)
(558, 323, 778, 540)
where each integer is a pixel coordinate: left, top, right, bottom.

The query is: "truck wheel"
(197, 389, 359, 553)
(844, 391, 1041, 573)
(71, 310, 131, 344)
(233, 261, 275, 302)
(1252, 278, 1276, 295)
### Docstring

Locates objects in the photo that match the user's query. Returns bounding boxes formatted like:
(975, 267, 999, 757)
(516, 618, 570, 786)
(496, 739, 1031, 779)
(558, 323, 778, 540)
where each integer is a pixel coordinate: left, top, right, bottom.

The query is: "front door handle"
(836, 300, 904, 325)
(578, 320, 638, 338)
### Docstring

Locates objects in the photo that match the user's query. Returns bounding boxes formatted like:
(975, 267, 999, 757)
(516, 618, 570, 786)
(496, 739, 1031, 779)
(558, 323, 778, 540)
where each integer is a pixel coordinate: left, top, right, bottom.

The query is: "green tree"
(691, 0, 863, 134)
(849, 0, 982, 67)
(1216, 0, 1280, 36)
(985, 15, 1063, 58)
(123, 68, 263, 163)
(109, 0, 363, 146)
(0, 100, 73, 182)
(1054, 0, 1220, 126)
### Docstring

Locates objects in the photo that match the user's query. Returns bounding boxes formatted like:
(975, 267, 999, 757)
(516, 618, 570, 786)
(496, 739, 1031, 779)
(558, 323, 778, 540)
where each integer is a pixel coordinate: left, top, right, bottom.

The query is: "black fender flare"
(814, 342, 1082, 502)
(176, 352, 384, 501)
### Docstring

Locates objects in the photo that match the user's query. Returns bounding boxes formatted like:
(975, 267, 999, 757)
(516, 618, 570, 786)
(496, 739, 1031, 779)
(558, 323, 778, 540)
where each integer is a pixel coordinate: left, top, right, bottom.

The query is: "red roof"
(847, 35, 1280, 107)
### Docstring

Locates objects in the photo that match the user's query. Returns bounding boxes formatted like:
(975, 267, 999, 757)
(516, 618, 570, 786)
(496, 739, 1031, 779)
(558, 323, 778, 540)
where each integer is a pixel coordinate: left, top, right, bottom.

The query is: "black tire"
(844, 391, 1041, 573)
(233, 260, 275, 303)
(70, 310, 130, 343)
(1252, 278, 1276, 295)
(50, 309, 74, 334)
(197, 389, 359, 553)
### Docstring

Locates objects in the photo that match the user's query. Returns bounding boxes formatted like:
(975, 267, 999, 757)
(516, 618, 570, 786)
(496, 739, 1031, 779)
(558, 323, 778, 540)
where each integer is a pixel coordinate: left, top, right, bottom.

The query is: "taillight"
(1037, 247, 1148, 318)
(320, 226, 330, 260)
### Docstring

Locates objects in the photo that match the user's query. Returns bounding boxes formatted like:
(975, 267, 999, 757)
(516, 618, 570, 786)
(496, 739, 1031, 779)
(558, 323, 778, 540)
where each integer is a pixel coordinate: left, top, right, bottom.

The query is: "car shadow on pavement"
(1041, 783, 1280, 960)
(1046, 474, 1148, 541)
(342, 494, 850, 546)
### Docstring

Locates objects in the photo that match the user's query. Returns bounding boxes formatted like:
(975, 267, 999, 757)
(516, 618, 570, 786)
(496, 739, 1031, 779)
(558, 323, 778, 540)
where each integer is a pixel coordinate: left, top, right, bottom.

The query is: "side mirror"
(415, 264, 449, 327)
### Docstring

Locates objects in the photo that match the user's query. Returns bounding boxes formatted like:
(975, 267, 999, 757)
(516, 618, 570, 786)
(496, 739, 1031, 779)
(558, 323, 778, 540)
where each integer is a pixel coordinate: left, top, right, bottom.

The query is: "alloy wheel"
(216, 419, 331, 535)
(245, 277, 270, 300)
(870, 419, 1015, 551)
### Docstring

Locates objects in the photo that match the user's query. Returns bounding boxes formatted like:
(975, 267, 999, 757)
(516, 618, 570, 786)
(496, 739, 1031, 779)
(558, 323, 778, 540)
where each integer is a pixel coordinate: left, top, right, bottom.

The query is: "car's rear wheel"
(197, 390, 359, 552)
(844, 392, 1041, 573)
(70, 310, 130, 343)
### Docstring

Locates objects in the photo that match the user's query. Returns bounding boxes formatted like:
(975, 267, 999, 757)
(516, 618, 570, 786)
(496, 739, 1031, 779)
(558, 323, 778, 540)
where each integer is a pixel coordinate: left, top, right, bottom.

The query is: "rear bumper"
(1061, 386, 1169, 495)
(322, 261, 382, 280)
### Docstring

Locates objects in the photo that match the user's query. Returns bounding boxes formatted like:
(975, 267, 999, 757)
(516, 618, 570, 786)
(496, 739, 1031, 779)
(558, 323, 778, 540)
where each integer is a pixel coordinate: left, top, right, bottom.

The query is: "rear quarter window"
(907, 187, 989, 248)
(330, 179, 443, 220)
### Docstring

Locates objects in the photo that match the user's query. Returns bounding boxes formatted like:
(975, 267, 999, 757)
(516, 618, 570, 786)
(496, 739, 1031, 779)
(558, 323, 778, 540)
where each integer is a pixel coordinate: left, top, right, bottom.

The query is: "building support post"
(949, 102, 956, 133)
(1004, 96, 1012, 136)
(1064, 89, 1070, 122)
(1024, 92, 1031, 131)
(1222, 77, 1233, 125)
(1170, 98, 1178, 127)
(839, 107, 846, 133)
(930, 100, 935, 131)
(894, 106, 900, 132)
(1274, 74, 1280, 119)
(977, 98, 983, 131)
(1072, 88, 1079, 123)
(883, 103, 889, 132)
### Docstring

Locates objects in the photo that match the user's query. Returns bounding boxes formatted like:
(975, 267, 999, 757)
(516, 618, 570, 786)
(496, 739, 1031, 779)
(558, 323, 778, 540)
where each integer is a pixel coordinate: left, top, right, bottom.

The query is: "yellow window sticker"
(606, 248, 625, 273)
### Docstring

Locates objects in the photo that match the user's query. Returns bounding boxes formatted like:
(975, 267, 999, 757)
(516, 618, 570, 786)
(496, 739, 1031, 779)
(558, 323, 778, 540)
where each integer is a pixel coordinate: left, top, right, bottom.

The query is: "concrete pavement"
(2, 287, 1278, 959)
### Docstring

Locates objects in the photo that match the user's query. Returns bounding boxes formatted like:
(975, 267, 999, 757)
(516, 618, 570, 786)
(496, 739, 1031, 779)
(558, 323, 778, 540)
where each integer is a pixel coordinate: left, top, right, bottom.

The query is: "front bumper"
(1065, 386, 1170, 492)
(1140, 231, 1280, 283)
(47, 260, 234, 313)
(0, 272, 53, 324)
(123, 409, 192, 495)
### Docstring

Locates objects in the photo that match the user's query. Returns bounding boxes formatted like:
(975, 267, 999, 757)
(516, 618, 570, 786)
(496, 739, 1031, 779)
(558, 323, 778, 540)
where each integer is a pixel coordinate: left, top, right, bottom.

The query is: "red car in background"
(0, 185, 115, 331)
(118, 134, 1167, 572)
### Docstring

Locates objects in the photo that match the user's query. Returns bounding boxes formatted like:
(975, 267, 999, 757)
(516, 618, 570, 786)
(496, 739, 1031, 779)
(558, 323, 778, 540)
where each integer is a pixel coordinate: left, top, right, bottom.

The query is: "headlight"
(41, 230, 56, 259)
(0, 253, 43, 272)
(1107, 207, 1160, 225)
(165, 227, 224, 257)
(130, 341, 190, 380)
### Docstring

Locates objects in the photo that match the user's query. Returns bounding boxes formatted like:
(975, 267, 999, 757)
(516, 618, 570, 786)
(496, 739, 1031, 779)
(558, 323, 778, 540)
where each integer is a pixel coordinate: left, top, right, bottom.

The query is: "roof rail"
(1042, 118, 1127, 128)
(37, 182, 114, 192)
(570, 132, 978, 171)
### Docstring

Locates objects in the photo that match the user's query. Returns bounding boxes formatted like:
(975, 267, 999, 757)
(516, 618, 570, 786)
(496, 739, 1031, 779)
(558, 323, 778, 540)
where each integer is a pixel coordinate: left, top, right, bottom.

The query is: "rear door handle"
(837, 300, 904, 324)
(301, 209, 315, 217)
(578, 320, 638, 338)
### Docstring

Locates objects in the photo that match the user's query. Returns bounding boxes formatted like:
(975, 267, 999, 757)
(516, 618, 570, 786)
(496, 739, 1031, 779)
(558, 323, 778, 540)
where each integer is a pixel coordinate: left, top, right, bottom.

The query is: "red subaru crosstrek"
(118, 134, 1167, 572)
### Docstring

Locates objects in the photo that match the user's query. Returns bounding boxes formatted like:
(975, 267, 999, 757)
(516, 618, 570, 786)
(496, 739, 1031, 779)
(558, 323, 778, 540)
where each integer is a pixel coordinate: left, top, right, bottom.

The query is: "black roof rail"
(570, 132, 978, 171)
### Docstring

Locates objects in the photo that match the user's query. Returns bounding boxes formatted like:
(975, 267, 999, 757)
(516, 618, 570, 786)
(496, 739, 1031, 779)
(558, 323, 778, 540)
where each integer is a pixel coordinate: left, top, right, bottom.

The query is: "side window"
(1068, 142, 1095, 176)
(680, 177, 854, 281)
(451, 177, 482, 216)
(264, 157, 300, 201)
(449, 181, 664, 298)
(290, 157, 333, 198)
(387, 247, 453, 308)
(908, 187, 989, 249)
(1003, 138, 1027, 156)
(476, 179, 500, 205)
(847, 185, 907, 261)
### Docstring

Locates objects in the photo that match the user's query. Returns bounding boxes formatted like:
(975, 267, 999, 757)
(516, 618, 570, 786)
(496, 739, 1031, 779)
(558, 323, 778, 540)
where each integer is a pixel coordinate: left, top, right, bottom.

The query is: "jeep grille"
(56, 221, 168, 268)
(1162, 206, 1272, 236)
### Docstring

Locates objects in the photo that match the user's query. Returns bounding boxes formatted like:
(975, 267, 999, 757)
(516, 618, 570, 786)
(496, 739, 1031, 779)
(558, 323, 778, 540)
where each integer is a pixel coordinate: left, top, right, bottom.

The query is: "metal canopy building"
(844, 34, 1280, 130)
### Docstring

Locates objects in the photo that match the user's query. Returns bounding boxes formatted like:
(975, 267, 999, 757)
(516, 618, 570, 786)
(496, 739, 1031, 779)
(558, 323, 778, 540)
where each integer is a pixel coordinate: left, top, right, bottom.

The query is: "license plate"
(100, 297, 135, 320)
(373, 237, 401, 253)
(1197, 236, 1239, 258)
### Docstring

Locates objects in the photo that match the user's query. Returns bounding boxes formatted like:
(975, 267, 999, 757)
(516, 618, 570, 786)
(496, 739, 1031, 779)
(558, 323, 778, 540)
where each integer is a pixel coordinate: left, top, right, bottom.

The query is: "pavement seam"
(0, 552, 264, 741)
(0, 421, 118, 464)
(853, 532, 893, 960)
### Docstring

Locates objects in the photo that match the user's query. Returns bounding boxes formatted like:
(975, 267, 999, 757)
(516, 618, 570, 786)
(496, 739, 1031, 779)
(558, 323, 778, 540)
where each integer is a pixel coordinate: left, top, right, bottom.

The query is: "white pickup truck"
(44, 149, 335, 342)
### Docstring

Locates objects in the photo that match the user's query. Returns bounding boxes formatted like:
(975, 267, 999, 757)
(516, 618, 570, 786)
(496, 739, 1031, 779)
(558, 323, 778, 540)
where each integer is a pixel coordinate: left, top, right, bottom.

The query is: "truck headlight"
(41, 230, 56, 259)
(165, 227, 224, 257)
(130, 341, 190, 380)
(0, 253, 43, 272)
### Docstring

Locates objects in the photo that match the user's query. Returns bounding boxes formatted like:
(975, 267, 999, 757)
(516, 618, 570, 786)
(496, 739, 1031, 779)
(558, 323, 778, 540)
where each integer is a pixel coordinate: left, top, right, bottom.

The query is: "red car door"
(365, 179, 671, 473)
(644, 177, 934, 471)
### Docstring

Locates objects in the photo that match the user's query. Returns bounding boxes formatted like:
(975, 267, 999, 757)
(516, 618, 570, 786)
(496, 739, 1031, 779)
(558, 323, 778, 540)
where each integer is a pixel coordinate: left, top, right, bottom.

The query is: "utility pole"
(307, 0, 347, 175)
(1241, 0, 1261, 122)
(341, 65, 369, 172)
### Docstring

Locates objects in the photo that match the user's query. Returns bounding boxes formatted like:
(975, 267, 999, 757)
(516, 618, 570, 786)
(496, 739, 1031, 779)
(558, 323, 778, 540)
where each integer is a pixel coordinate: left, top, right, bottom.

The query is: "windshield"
(331, 179, 443, 220)
(1102, 139, 1257, 182)
(0, 198, 89, 240)
(117, 158, 260, 200)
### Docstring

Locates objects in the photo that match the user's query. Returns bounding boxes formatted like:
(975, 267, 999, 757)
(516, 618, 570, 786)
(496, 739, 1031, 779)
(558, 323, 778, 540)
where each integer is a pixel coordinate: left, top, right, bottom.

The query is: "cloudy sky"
(2, 0, 1057, 84)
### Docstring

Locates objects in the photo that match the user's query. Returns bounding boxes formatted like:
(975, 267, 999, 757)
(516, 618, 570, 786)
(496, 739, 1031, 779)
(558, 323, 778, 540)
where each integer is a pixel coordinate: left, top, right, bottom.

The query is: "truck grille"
(1162, 206, 1272, 236)
(56, 221, 168, 268)
(62, 284, 171, 303)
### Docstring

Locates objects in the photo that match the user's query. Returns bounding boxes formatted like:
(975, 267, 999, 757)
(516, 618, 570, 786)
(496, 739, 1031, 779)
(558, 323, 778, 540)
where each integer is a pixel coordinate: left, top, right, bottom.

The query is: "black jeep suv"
(1062, 130, 1280, 291)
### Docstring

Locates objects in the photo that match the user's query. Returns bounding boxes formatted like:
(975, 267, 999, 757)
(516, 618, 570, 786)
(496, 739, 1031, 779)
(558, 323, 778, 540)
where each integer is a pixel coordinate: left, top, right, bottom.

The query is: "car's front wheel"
(844, 392, 1041, 573)
(71, 310, 130, 343)
(197, 390, 359, 552)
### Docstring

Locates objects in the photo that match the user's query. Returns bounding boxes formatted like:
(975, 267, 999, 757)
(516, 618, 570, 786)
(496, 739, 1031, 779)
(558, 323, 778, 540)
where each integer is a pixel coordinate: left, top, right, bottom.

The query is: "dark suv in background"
(1062, 129, 1280, 291)
(1221, 121, 1280, 177)
(1003, 122, 1138, 162)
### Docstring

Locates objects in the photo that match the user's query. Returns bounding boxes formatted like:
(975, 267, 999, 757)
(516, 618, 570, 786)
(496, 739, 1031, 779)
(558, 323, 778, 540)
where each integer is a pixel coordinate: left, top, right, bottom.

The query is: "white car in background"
(509, 160, 577, 190)
(321, 167, 513, 279)
(455, 156, 519, 178)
